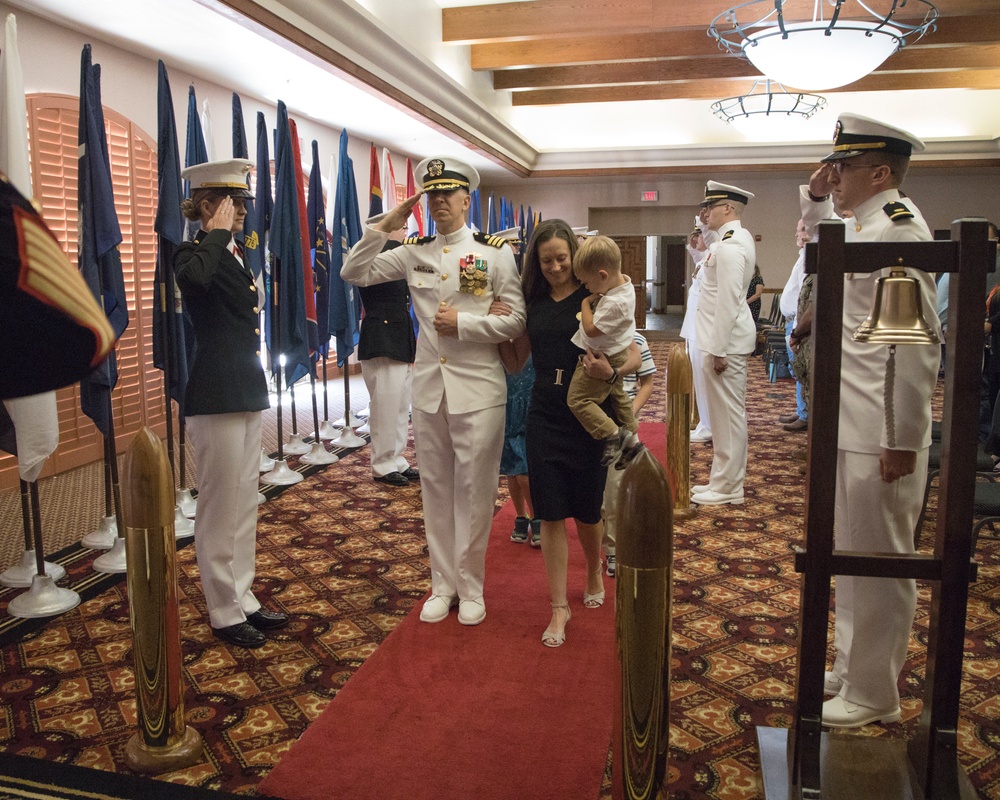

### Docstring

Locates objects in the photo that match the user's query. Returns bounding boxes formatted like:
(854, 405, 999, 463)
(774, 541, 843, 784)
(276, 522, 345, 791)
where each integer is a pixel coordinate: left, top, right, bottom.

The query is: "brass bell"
(852, 266, 940, 346)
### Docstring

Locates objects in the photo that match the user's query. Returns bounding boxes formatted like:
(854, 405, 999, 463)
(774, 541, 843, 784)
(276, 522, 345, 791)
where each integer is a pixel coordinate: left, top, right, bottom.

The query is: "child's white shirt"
(571, 279, 636, 356)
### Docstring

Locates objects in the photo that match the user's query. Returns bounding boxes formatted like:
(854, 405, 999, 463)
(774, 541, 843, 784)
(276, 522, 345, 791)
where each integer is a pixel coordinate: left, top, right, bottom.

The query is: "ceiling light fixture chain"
(708, 0, 939, 91)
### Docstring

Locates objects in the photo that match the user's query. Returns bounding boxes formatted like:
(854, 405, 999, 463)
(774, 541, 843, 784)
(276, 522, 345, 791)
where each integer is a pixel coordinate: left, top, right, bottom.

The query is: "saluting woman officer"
(177, 157, 287, 649)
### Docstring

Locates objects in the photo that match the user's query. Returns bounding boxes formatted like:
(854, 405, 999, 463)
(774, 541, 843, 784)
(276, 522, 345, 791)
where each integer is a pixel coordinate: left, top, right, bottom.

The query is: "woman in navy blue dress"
(499, 220, 639, 647)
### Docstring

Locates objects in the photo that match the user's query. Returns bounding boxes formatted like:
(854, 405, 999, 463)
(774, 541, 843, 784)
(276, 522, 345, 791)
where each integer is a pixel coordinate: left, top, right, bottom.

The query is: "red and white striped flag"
(405, 157, 424, 237)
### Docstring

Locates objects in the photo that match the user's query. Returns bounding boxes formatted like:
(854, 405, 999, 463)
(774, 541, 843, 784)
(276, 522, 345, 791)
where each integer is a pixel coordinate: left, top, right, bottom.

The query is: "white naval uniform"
(363, 360, 413, 477)
(694, 220, 756, 493)
(680, 252, 711, 440)
(342, 223, 526, 603)
(800, 185, 939, 711)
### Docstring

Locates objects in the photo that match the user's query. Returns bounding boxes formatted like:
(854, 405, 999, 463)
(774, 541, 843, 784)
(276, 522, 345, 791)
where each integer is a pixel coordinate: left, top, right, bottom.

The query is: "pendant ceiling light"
(711, 79, 827, 137)
(708, 0, 939, 91)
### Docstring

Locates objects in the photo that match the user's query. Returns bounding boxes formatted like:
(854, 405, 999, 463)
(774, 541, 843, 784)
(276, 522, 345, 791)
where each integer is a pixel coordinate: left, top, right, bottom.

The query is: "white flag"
(201, 98, 215, 160)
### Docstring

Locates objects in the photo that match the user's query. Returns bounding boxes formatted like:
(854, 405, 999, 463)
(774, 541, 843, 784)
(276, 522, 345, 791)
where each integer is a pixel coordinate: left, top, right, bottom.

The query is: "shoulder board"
(883, 201, 914, 222)
(721, 230, 734, 241)
(473, 231, 506, 248)
(403, 235, 436, 245)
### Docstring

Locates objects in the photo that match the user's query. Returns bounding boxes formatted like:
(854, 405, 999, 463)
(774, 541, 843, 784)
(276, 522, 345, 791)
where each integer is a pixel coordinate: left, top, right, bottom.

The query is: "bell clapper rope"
(884, 344, 897, 449)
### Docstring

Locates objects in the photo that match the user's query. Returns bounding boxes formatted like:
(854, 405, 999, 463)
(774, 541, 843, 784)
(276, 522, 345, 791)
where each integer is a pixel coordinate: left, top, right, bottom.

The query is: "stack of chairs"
(756, 292, 790, 381)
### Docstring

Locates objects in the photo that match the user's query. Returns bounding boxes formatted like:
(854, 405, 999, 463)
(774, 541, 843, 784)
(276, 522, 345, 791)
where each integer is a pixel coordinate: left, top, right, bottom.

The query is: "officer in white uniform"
(176, 158, 287, 649)
(691, 182, 757, 506)
(800, 113, 939, 728)
(341, 156, 526, 626)
(681, 216, 718, 444)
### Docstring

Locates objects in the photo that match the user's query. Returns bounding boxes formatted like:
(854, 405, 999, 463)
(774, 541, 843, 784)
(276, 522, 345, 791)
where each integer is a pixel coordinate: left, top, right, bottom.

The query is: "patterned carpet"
(0, 338, 998, 799)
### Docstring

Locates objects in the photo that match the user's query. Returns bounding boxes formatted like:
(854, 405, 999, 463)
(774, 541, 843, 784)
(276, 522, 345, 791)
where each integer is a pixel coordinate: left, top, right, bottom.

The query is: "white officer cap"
(180, 157, 254, 198)
(414, 155, 480, 193)
(494, 226, 522, 241)
(821, 113, 925, 162)
(571, 226, 599, 237)
(700, 181, 754, 206)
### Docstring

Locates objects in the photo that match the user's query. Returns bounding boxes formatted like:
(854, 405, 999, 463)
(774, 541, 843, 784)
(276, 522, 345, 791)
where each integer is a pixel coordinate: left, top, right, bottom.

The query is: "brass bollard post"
(613, 448, 673, 800)
(667, 345, 696, 520)
(686, 341, 699, 430)
(122, 427, 203, 773)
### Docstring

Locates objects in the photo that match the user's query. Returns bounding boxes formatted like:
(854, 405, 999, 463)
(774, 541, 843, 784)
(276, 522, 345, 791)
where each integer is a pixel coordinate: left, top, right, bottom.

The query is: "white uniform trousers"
(361, 357, 413, 477)
(412, 397, 505, 602)
(187, 411, 263, 629)
(831, 447, 928, 711)
(698, 350, 748, 493)
(686, 339, 712, 439)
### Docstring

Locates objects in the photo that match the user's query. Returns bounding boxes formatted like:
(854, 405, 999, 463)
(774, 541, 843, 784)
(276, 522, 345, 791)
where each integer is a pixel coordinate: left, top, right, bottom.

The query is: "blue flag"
(232, 93, 264, 280)
(152, 60, 191, 413)
(78, 45, 128, 437)
(255, 111, 274, 359)
(469, 188, 482, 233)
(328, 129, 362, 367)
(269, 101, 311, 386)
(309, 140, 332, 357)
(183, 85, 208, 241)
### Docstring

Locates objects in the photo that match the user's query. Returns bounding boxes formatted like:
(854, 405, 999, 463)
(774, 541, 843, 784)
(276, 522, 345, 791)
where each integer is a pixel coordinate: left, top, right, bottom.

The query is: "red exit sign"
(641, 190, 659, 202)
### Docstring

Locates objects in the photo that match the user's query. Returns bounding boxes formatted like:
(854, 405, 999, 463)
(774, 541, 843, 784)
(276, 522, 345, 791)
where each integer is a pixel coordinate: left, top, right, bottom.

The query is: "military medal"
(459, 253, 488, 294)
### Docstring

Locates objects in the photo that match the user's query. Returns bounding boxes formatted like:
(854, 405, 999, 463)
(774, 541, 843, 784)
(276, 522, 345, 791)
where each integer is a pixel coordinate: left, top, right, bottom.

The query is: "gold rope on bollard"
(122, 427, 203, 773)
(612, 448, 673, 800)
(667, 345, 696, 521)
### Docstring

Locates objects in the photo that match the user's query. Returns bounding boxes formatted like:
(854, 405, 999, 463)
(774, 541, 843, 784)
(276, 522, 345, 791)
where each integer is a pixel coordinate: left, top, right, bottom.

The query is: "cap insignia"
(428, 159, 444, 178)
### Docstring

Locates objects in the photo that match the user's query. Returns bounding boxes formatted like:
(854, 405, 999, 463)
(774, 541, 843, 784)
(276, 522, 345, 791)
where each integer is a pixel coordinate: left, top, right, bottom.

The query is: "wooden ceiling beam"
(511, 69, 1000, 105)
(493, 43, 1000, 90)
(471, 14, 1000, 70)
(444, 0, 998, 45)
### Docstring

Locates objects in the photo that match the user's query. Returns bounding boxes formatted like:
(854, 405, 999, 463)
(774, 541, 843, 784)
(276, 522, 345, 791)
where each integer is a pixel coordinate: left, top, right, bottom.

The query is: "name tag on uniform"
(414, 265, 436, 275)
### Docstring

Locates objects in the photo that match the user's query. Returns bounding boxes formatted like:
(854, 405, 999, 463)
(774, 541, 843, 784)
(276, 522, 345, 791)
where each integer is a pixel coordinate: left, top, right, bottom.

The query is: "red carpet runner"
(262, 425, 665, 800)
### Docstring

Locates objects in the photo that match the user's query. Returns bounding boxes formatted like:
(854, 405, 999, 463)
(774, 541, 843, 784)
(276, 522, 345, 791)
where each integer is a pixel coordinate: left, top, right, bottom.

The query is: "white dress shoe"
(690, 431, 712, 443)
(691, 489, 744, 506)
(824, 671, 843, 696)
(458, 597, 486, 626)
(821, 695, 900, 728)
(691, 484, 711, 494)
(419, 594, 457, 623)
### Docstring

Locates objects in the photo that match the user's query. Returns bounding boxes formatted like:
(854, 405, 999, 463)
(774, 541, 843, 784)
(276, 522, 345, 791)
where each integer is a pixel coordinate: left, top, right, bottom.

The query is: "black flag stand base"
(7, 482, 80, 619)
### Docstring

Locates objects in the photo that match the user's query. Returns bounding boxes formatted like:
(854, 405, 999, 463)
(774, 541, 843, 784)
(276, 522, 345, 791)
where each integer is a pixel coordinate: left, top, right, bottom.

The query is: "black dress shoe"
(247, 608, 289, 630)
(374, 471, 408, 487)
(401, 467, 420, 481)
(213, 622, 266, 649)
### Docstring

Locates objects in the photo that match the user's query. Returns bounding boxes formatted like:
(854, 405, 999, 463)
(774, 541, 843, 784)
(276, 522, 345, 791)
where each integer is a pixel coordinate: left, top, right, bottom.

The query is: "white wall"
(486, 170, 1000, 291)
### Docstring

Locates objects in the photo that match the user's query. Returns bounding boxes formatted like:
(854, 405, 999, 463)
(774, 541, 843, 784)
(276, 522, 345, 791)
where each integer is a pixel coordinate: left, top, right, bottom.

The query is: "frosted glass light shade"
(742, 21, 902, 90)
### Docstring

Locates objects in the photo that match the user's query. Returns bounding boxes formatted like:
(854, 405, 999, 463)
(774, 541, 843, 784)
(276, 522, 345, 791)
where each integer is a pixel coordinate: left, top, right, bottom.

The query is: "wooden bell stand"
(757, 218, 991, 800)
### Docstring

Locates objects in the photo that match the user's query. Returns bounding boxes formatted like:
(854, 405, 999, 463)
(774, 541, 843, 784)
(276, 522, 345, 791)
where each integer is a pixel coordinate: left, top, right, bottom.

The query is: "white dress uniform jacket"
(342, 223, 526, 604)
(693, 220, 756, 494)
(800, 185, 939, 712)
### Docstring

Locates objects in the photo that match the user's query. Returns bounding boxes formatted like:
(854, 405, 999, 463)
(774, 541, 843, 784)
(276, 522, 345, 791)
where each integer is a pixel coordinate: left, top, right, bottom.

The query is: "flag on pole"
(201, 98, 214, 161)
(78, 44, 128, 437)
(184, 85, 208, 241)
(232, 93, 264, 279)
(255, 111, 274, 356)
(487, 191, 497, 234)
(0, 12, 57, 482)
(269, 100, 311, 386)
(328, 129, 362, 367)
(368, 143, 382, 219)
(381, 147, 396, 213)
(151, 59, 191, 413)
(404, 157, 423, 237)
(308, 140, 331, 357)
(287, 117, 318, 359)
(469, 188, 482, 233)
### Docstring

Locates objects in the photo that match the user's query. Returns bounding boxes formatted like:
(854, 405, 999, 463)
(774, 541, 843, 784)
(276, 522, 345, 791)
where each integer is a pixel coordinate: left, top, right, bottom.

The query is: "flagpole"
(284, 369, 309, 454)
(299, 362, 338, 465)
(261, 253, 302, 485)
(93, 394, 128, 574)
(319, 353, 335, 439)
(0, 478, 66, 588)
(6, 480, 79, 618)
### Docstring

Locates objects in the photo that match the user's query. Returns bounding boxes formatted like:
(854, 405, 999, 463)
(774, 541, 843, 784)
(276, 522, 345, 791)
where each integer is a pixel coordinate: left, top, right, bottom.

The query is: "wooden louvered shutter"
(0, 94, 165, 490)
